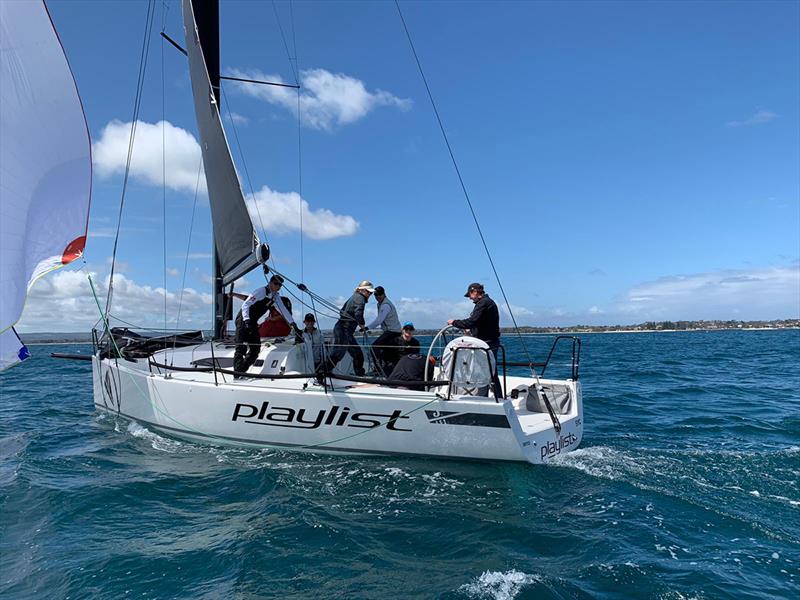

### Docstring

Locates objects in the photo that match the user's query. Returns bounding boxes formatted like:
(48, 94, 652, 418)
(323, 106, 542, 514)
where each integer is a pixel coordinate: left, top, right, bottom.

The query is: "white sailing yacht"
(2, 0, 584, 464)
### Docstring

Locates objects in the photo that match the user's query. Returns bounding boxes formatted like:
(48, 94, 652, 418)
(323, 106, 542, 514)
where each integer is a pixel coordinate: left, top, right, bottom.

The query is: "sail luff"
(181, 0, 262, 283)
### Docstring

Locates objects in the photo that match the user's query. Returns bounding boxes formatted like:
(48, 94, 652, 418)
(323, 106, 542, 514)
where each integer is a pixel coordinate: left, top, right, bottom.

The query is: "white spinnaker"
(0, 328, 30, 371)
(0, 1, 91, 364)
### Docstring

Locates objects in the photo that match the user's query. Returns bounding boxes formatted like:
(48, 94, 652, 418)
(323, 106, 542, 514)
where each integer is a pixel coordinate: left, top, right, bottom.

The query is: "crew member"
(366, 286, 401, 374)
(384, 321, 420, 374)
(447, 282, 503, 397)
(302, 313, 324, 369)
(233, 272, 297, 378)
(388, 354, 435, 392)
(324, 280, 373, 376)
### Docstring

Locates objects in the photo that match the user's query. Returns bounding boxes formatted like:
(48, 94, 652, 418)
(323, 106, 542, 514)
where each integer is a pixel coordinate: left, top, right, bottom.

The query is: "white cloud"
(225, 111, 249, 126)
(615, 264, 800, 320)
(16, 269, 212, 333)
(186, 253, 212, 260)
(726, 110, 778, 127)
(229, 67, 411, 131)
(247, 185, 359, 240)
(166, 268, 180, 277)
(93, 121, 357, 240)
(93, 120, 204, 193)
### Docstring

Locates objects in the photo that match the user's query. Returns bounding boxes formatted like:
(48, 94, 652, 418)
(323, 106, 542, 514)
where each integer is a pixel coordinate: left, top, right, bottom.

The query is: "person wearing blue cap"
(383, 321, 420, 375)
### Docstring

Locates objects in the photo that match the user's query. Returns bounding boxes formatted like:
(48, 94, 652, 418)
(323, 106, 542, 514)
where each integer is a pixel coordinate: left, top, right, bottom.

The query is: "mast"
(183, 0, 268, 339)
(190, 0, 225, 339)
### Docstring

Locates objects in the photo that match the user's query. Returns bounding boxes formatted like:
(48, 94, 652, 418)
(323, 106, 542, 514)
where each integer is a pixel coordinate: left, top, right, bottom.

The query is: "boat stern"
(503, 379, 584, 465)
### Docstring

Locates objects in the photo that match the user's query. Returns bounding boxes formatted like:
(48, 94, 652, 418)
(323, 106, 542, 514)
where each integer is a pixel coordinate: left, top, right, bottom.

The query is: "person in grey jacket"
(367, 286, 402, 375)
(323, 280, 374, 376)
(302, 313, 324, 369)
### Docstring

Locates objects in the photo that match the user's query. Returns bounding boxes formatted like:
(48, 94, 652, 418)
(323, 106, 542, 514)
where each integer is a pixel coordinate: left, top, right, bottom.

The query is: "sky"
(16, 0, 800, 333)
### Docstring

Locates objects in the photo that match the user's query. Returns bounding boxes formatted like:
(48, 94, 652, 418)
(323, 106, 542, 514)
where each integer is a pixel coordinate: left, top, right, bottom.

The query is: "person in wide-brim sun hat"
(356, 280, 375, 293)
(322, 279, 374, 376)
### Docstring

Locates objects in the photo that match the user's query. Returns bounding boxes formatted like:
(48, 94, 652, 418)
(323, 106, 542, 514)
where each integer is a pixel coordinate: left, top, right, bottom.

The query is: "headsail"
(181, 0, 262, 285)
(0, 1, 91, 370)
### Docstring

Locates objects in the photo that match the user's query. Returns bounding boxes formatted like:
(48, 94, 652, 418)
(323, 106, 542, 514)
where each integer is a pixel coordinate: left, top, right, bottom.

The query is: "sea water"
(0, 330, 798, 599)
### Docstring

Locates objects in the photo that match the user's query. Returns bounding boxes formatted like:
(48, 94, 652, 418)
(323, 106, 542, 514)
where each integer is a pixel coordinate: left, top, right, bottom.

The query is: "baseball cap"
(464, 282, 484, 297)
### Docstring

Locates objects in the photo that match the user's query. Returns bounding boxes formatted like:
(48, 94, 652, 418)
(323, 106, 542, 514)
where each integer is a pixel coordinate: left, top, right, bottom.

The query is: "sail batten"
(181, 0, 260, 282)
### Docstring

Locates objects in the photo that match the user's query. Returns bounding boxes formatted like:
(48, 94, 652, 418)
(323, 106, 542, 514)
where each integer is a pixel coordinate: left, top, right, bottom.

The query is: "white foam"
(459, 569, 540, 600)
(549, 446, 651, 482)
(126, 422, 183, 452)
(659, 592, 705, 600)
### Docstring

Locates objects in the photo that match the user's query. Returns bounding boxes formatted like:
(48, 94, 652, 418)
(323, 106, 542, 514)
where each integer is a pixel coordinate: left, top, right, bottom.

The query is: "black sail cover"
(182, 0, 260, 283)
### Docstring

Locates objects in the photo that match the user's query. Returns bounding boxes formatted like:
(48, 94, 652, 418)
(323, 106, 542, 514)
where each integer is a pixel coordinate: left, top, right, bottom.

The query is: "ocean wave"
(459, 570, 540, 600)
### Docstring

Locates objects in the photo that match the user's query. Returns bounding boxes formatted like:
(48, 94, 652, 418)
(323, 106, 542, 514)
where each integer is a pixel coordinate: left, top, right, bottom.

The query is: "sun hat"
(356, 280, 375, 293)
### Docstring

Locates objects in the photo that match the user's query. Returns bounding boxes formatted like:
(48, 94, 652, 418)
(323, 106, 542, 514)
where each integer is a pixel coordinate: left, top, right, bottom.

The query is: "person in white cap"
(323, 280, 374, 376)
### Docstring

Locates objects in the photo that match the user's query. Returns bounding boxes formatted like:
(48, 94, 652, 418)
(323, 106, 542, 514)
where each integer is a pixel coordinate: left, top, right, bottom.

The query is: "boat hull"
(92, 349, 583, 464)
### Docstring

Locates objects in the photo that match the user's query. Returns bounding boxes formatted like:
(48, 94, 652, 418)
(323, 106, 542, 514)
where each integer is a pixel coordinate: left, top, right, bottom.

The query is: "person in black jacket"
(448, 282, 503, 398)
(383, 321, 421, 375)
(232, 273, 299, 378)
(324, 280, 373, 376)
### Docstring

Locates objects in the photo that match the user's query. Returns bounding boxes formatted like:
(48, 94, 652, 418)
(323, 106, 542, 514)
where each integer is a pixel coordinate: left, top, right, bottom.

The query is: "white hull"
(92, 341, 583, 464)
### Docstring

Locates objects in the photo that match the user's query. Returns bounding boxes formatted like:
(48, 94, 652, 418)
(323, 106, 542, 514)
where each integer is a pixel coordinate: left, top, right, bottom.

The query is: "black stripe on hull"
(425, 410, 510, 429)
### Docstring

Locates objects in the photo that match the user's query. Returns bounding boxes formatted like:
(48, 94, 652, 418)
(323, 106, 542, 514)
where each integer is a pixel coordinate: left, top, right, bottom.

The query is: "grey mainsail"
(182, 0, 261, 285)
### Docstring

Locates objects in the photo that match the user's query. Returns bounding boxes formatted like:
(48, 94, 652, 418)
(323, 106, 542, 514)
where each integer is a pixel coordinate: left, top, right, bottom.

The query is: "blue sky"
(18, 0, 800, 332)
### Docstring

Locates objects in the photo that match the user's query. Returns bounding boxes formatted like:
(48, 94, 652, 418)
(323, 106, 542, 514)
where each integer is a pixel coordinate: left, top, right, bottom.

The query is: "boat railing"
(503, 335, 582, 381)
(145, 356, 450, 389)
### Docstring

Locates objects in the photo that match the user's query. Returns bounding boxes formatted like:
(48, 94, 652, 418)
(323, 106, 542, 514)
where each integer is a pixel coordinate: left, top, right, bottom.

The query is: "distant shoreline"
(22, 325, 799, 345)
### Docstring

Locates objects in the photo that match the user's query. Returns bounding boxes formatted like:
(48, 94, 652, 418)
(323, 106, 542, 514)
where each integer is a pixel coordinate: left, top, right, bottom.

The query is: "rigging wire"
(171, 158, 204, 362)
(161, 0, 169, 337)
(288, 0, 305, 299)
(393, 0, 535, 368)
(267, 0, 305, 290)
(271, 0, 299, 85)
(105, 0, 157, 319)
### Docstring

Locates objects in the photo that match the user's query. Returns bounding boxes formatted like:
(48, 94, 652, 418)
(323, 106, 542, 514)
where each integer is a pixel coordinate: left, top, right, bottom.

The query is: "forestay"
(0, 0, 91, 370)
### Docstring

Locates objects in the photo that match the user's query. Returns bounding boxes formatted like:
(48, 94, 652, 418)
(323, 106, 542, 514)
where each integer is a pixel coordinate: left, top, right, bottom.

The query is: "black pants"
(371, 330, 400, 375)
(487, 340, 504, 399)
(326, 322, 364, 376)
(233, 315, 261, 377)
